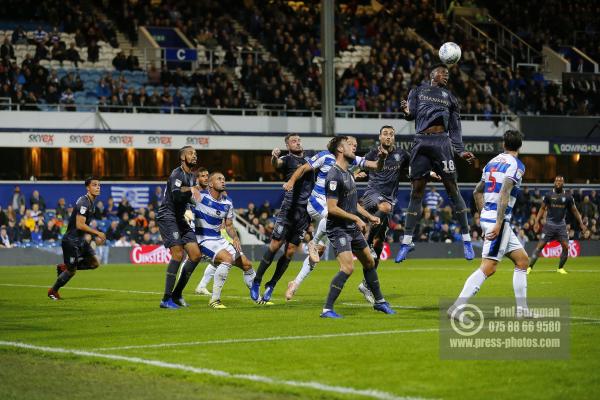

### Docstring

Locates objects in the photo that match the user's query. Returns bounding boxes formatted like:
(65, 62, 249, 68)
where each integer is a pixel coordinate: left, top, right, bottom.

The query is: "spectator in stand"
(0, 226, 12, 248)
(33, 26, 48, 45)
(258, 200, 272, 217)
(60, 88, 76, 111)
(56, 198, 68, 220)
(580, 196, 598, 220)
(48, 27, 61, 45)
(126, 50, 140, 71)
(11, 186, 25, 210)
(11, 26, 28, 45)
(0, 207, 7, 227)
(42, 219, 60, 242)
(112, 51, 128, 71)
(6, 219, 20, 243)
(87, 40, 100, 63)
(423, 186, 444, 216)
(1, 37, 15, 60)
(105, 220, 122, 242)
(114, 235, 130, 247)
(117, 198, 134, 219)
(29, 190, 46, 211)
(94, 200, 106, 220)
(150, 186, 164, 209)
(65, 42, 83, 67)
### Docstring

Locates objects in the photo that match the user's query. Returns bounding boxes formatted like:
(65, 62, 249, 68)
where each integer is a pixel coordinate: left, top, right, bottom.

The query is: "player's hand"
(377, 146, 388, 159)
(356, 218, 367, 233)
(191, 186, 201, 202)
(429, 171, 442, 181)
(460, 151, 476, 164)
(401, 99, 409, 114)
(272, 148, 281, 158)
(354, 171, 367, 180)
(486, 223, 501, 240)
(95, 231, 106, 245)
(282, 180, 294, 191)
(533, 222, 540, 233)
(232, 238, 242, 253)
(184, 209, 194, 225)
(580, 224, 588, 233)
(368, 215, 381, 226)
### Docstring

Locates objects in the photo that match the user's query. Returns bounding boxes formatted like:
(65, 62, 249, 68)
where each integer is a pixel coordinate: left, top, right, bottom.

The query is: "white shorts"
(481, 221, 523, 261)
(197, 236, 241, 263)
(307, 195, 327, 222)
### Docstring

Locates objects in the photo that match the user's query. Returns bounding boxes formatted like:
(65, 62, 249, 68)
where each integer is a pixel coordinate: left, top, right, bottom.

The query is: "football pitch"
(1, 257, 600, 400)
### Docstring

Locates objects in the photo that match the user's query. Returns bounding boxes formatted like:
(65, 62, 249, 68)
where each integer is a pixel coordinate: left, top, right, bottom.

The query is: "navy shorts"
(541, 223, 569, 242)
(62, 240, 96, 269)
(158, 217, 197, 249)
(359, 191, 395, 214)
(327, 227, 368, 256)
(272, 205, 310, 246)
(409, 134, 457, 180)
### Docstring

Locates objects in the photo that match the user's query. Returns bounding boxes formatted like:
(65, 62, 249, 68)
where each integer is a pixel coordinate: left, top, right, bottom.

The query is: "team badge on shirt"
(339, 237, 347, 246)
(175, 179, 182, 187)
(329, 181, 337, 191)
(394, 153, 400, 161)
(80, 206, 87, 215)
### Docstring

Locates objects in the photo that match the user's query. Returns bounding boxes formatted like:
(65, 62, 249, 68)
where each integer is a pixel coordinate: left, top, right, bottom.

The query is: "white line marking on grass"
(0, 341, 428, 400)
(92, 328, 439, 351)
(0, 283, 257, 301)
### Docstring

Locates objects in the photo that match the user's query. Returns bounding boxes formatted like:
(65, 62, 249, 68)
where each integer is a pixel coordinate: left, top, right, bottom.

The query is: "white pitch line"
(0, 341, 428, 400)
(91, 327, 440, 351)
(0, 283, 258, 301)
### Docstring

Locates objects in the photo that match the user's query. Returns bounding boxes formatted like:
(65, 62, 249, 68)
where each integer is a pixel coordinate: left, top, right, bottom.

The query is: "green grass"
(1, 257, 600, 400)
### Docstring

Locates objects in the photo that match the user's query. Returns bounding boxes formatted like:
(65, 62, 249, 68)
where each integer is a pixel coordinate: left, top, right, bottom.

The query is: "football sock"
(52, 270, 73, 292)
(266, 255, 291, 287)
(295, 256, 315, 285)
(558, 251, 568, 269)
(172, 259, 199, 298)
(324, 271, 350, 310)
(367, 211, 388, 245)
(454, 268, 487, 306)
(363, 268, 384, 302)
(314, 218, 327, 245)
(163, 259, 181, 301)
(373, 241, 384, 269)
(529, 250, 540, 268)
(254, 248, 276, 285)
(197, 263, 217, 290)
(402, 197, 423, 244)
(513, 267, 528, 310)
(211, 263, 232, 302)
(243, 268, 255, 289)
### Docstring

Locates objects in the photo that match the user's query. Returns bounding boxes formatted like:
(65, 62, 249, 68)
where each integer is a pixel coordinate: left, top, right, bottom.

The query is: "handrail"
(0, 100, 516, 120)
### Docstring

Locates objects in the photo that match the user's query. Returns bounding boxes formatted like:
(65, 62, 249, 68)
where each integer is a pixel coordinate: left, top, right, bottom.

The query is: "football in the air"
(438, 42, 461, 65)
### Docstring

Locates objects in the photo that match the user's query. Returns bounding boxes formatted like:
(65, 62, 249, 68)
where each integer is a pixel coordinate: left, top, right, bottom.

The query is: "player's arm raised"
(271, 148, 284, 169)
(472, 180, 485, 212)
(362, 147, 388, 171)
(76, 214, 106, 244)
(486, 177, 514, 240)
(283, 163, 313, 191)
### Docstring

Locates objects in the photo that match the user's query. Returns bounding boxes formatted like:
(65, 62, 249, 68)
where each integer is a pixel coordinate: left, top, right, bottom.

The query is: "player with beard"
(281, 136, 387, 301)
(251, 133, 314, 302)
(395, 64, 476, 263)
(157, 146, 202, 309)
(528, 176, 587, 274)
(320, 136, 395, 318)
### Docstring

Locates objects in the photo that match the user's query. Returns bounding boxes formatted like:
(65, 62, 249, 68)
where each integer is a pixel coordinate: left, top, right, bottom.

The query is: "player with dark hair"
(395, 63, 476, 263)
(448, 130, 532, 320)
(282, 135, 386, 300)
(250, 133, 314, 302)
(48, 177, 106, 300)
(528, 175, 588, 274)
(320, 136, 395, 318)
(157, 145, 202, 309)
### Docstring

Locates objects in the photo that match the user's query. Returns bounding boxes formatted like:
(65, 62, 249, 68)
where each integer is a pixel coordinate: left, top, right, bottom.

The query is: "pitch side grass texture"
(1, 256, 599, 400)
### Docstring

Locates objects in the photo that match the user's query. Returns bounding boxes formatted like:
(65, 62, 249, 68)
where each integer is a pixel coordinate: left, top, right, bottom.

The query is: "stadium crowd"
(3, 185, 599, 250)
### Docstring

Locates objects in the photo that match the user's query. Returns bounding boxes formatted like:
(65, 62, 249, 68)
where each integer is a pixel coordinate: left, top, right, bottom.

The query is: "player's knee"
(170, 247, 184, 261)
(284, 245, 296, 258)
(341, 264, 354, 275)
(317, 244, 326, 255)
(364, 257, 376, 270)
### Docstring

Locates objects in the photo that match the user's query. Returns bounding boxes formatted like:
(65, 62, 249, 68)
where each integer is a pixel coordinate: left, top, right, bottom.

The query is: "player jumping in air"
(528, 176, 588, 274)
(251, 133, 314, 303)
(48, 177, 106, 300)
(282, 135, 386, 301)
(448, 130, 532, 320)
(320, 136, 395, 318)
(395, 64, 476, 263)
(157, 146, 202, 309)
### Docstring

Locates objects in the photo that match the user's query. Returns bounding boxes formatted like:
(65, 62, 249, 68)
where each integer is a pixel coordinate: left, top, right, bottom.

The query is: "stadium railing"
(0, 99, 513, 120)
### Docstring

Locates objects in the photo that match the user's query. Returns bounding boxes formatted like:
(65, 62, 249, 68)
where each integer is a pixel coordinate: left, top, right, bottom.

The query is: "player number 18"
(442, 160, 455, 173)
